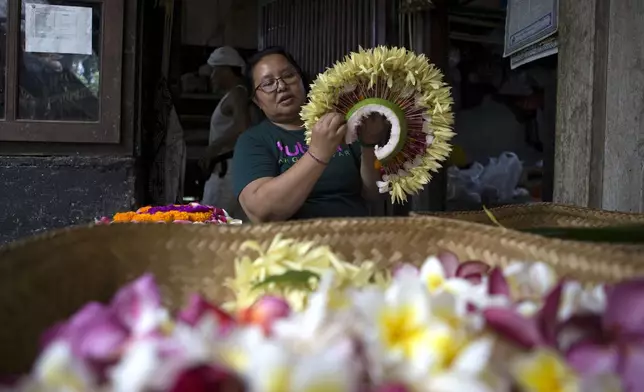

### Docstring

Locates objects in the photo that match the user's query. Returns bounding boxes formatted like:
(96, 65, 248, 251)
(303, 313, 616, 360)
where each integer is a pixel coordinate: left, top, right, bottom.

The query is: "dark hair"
(230, 66, 244, 78)
(245, 46, 310, 93)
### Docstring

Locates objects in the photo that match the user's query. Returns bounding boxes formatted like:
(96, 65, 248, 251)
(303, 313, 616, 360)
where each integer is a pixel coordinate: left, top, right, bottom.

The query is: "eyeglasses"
(255, 71, 300, 93)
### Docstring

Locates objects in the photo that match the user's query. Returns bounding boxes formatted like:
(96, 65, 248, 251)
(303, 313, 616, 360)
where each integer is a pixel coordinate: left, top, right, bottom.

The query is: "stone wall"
(0, 156, 136, 245)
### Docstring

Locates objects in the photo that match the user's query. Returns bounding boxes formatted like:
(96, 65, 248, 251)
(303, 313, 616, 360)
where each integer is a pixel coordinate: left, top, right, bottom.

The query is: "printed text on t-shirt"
(276, 141, 351, 165)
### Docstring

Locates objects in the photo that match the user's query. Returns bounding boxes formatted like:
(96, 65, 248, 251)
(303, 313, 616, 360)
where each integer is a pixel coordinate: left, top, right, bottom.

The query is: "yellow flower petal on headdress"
(301, 46, 454, 204)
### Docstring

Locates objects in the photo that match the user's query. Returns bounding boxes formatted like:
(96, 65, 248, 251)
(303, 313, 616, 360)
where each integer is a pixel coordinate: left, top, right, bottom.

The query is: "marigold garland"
(301, 46, 455, 204)
(101, 203, 241, 225)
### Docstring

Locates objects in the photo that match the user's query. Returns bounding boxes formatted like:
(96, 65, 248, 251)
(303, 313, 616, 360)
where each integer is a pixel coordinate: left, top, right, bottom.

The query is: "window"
(0, 0, 124, 143)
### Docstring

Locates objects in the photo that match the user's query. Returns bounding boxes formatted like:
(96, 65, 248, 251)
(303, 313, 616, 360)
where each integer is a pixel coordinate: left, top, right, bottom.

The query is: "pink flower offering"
(10, 242, 643, 392)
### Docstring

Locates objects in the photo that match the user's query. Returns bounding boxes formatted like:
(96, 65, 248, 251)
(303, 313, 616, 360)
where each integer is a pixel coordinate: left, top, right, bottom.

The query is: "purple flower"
(178, 295, 236, 335)
(483, 282, 564, 349)
(393, 251, 490, 284)
(563, 278, 644, 391)
(145, 205, 212, 214)
(110, 274, 163, 333)
(40, 302, 128, 377)
(487, 267, 512, 297)
(38, 275, 166, 379)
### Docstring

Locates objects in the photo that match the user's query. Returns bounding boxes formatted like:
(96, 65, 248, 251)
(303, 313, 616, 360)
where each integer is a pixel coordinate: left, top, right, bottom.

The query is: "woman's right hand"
(308, 112, 347, 162)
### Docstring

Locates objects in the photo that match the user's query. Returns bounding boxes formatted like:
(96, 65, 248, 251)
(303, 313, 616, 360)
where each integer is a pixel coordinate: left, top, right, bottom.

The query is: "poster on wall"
(503, 0, 558, 57)
(24, 3, 93, 55)
(510, 35, 559, 69)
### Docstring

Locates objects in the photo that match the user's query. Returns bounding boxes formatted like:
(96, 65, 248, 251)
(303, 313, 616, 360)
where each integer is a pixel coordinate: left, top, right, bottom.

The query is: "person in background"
(199, 46, 250, 219)
(233, 47, 389, 223)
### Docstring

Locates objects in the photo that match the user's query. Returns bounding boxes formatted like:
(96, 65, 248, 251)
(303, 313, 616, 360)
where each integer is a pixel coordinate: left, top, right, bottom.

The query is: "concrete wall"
(181, 0, 258, 48)
(555, 0, 644, 212)
(0, 156, 135, 245)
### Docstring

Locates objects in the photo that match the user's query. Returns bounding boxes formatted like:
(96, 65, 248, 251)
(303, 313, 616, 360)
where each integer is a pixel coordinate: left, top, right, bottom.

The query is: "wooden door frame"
(0, 0, 139, 155)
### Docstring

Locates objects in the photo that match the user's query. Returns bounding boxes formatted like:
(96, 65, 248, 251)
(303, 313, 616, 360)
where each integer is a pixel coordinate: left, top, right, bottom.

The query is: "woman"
(200, 46, 251, 219)
(233, 47, 389, 222)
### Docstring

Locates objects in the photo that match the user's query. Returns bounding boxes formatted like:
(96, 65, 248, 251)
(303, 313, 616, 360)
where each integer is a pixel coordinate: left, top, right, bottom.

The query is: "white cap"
(207, 46, 246, 73)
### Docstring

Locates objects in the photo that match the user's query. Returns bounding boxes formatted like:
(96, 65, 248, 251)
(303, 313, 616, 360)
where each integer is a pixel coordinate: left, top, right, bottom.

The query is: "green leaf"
(522, 225, 644, 244)
(483, 205, 504, 228)
(252, 270, 321, 291)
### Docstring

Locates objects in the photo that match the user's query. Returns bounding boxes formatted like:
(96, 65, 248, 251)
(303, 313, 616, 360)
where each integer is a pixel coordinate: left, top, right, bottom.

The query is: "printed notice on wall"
(25, 3, 93, 55)
(504, 0, 558, 57)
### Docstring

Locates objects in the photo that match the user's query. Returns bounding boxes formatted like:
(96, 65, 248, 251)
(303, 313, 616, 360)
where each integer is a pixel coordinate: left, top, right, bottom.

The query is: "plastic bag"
(447, 162, 485, 204)
(447, 152, 524, 205)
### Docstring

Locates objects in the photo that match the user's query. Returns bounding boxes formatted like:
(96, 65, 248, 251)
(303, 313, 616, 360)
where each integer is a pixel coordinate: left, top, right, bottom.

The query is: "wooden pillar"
(555, 0, 644, 212)
(411, 0, 449, 212)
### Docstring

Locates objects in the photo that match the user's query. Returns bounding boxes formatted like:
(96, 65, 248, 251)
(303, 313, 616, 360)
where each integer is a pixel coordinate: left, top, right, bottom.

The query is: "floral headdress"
(301, 46, 454, 204)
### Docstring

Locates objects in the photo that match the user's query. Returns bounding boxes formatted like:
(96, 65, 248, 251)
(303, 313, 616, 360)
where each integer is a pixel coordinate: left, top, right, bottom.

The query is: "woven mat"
(1, 217, 643, 373)
(411, 202, 644, 229)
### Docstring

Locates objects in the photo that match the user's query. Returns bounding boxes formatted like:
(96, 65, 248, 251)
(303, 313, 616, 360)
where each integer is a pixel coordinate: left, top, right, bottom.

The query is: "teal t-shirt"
(232, 120, 368, 220)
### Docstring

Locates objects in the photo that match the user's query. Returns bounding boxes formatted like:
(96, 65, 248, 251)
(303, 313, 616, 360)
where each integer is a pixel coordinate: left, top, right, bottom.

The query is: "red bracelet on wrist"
(307, 150, 329, 166)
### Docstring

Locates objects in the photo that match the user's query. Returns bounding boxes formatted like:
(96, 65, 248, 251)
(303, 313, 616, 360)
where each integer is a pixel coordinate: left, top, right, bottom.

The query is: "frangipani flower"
(418, 254, 489, 294)
(503, 262, 558, 301)
(483, 282, 563, 349)
(558, 281, 607, 321)
(421, 337, 497, 392)
(110, 273, 173, 338)
(272, 272, 352, 351)
(355, 268, 460, 383)
(512, 349, 579, 392)
(241, 334, 358, 392)
(563, 278, 644, 391)
(30, 274, 176, 391)
(14, 235, 635, 392)
(31, 341, 96, 392)
(42, 302, 128, 367)
(511, 349, 622, 392)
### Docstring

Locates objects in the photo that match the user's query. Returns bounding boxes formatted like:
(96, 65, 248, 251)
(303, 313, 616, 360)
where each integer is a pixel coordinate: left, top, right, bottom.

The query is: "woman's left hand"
(357, 113, 391, 146)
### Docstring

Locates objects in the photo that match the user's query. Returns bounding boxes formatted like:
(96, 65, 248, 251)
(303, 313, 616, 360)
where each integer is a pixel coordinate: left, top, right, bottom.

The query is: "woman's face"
(251, 54, 306, 122)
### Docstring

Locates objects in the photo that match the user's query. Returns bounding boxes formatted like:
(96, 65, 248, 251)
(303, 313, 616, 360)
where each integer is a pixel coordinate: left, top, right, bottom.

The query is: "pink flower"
(169, 365, 245, 392)
(437, 251, 491, 281)
(393, 251, 490, 284)
(110, 274, 163, 334)
(487, 267, 511, 297)
(563, 278, 644, 391)
(43, 303, 128, 362)
(37, 275, 166, 379)
(238, 296, 291, 334)
(483, 282, 563, 349)
(178, 295, 236, 334)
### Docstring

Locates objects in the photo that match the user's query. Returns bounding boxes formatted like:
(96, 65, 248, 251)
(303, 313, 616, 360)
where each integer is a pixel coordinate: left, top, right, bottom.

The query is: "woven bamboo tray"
(1, 217, 644, 374)
(411, 202, 644, 229)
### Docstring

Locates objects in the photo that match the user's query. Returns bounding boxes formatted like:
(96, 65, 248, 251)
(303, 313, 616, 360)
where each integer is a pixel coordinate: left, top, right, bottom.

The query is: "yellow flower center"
(266, 368, 290, 392)
(379, 305, 428, 359)
(514, 349, 579, 392)
(427, 328, 464, 371)
(426, 273, 444, 292)
(219, 348, 249, 373)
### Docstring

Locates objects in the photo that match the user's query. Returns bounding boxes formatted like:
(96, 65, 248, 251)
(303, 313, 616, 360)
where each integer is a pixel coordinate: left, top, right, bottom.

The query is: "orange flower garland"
(102, 203, 240, 225)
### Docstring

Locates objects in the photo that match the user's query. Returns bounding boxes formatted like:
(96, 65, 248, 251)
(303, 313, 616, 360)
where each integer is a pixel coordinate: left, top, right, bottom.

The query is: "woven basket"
(1, 217, 643, 374)
(411, 202, 644, 229)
